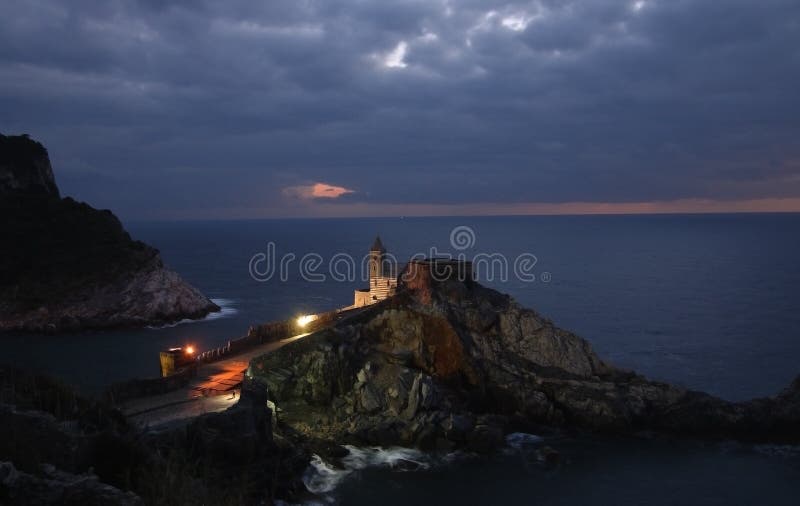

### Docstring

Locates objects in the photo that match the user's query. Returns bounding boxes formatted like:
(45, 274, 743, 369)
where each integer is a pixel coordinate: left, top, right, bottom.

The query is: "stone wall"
(399, 259, 474, 303)
(353, 289, 371, 307)
(106, 364, 197, 403)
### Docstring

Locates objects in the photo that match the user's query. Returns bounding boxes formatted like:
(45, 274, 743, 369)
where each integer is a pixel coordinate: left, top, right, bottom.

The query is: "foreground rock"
(249, 267, 800, 452)
(0, 367, 306, 504)
(0, 134, 218, 332)
(0, 461, 143, 506)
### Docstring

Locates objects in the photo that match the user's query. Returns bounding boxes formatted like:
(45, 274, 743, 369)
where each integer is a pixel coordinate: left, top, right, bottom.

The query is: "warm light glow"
(282, 182, 355, 200)
(185, 346, 195, 355)
(296, 314, 318, 327)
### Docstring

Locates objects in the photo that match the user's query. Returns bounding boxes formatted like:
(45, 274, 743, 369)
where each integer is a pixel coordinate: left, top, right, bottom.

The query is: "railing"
(194, 306, 360, 364)
(107, 304, 377, 404)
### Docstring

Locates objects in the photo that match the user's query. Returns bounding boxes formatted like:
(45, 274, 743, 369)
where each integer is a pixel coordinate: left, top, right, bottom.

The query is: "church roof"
(370, 235, 385, 252)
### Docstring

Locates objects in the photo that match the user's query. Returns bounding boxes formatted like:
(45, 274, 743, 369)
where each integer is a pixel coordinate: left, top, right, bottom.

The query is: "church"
(352, 236, 398, 307)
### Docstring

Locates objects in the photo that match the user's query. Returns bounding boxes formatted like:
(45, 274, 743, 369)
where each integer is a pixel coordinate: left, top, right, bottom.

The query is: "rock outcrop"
(249, 268, 800, 452)
(0, 366, 307, 505)
(0, 461, 143, 506)
(0, 134, 218, 332)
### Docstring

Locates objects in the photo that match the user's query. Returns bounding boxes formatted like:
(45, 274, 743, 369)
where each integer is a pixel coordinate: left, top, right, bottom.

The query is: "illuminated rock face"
(0, 134, 219, 332)
(252, 276, 800, 452)
(398, 258, 474, 305)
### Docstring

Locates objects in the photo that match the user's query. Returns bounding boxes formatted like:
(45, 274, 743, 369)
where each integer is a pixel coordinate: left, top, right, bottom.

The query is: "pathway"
(121, 333, 309, 428)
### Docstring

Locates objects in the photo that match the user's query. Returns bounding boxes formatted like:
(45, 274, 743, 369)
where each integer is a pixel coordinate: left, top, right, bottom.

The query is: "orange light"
(185, 346, 195, 355)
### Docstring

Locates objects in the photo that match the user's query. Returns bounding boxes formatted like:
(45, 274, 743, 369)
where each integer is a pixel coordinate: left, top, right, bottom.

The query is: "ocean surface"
(4, 213, 800, 504)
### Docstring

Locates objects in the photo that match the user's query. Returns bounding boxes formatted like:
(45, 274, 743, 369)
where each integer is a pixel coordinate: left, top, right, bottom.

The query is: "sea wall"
(106, 364, 197, 403)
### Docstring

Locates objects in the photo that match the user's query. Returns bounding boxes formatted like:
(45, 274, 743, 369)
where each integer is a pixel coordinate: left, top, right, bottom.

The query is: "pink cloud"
(282, 182, 355, 200)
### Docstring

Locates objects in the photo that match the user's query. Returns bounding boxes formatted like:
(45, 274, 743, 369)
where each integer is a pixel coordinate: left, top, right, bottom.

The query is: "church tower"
(352, 235, 398, 308)
(369, 235, 385, 279)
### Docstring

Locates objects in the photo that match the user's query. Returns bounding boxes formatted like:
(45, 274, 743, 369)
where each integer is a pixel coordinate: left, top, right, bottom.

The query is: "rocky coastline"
(2, 157, 799, 501)
(1, 269, 799, 503)
(0, 134, 219, 332)
(248, 267, 800, 454)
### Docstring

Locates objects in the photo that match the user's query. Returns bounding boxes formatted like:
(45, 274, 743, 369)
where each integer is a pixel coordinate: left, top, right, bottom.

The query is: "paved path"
(121, 333, 309, 428)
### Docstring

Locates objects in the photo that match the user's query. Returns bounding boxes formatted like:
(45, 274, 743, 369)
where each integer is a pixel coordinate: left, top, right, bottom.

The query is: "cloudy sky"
(2, 0, 799, 219)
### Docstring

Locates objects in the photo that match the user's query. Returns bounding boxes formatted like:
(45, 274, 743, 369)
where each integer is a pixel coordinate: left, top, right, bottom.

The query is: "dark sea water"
(4, 213, 800, 504)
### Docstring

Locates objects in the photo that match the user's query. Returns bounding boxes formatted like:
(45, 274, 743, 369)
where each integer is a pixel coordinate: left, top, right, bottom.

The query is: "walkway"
(121, 333, 309, 428)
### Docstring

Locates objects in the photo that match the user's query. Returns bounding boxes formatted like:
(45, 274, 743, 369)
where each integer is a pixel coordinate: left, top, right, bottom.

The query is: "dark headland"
(2, 256, 800, 504)
(0, 134, 219, 333)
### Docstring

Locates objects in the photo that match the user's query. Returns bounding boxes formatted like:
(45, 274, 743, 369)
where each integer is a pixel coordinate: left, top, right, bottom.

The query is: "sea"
(4, 214, 800, 505)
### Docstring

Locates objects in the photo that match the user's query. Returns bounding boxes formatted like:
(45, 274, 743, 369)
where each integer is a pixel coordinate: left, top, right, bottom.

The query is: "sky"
(1, 0, 799, 220)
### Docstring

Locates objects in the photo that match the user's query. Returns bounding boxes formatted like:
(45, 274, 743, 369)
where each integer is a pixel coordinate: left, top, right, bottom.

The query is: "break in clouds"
(1, 0, 799, 218)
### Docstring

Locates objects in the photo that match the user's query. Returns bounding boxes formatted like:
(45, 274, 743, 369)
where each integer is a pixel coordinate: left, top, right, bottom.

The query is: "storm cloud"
(1, 0, 799, 218)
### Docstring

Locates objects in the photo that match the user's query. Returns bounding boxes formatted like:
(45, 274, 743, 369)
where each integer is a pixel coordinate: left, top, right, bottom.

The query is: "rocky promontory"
(0, 134, 218, 332)
(249, 264, 800, 452)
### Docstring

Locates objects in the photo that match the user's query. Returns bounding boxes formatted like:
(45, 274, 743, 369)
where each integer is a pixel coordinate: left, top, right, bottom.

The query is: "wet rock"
(538, 446, 560, 467)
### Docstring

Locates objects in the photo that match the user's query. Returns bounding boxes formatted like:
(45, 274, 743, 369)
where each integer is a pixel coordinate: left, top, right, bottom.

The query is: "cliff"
(249, 268, 800, 452)
(0, 134, 218, 332)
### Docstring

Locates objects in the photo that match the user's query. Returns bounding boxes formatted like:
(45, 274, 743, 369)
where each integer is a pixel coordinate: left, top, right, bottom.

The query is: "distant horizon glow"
(140, 197, 800, 221)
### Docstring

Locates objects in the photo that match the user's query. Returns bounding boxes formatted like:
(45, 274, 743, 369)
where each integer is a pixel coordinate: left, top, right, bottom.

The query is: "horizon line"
(121, 198, 800, 223)
(126, 210, 800, 224)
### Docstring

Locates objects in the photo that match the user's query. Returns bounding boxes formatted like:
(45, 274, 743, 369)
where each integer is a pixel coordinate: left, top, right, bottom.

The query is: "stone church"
(353, 236, 398, 307)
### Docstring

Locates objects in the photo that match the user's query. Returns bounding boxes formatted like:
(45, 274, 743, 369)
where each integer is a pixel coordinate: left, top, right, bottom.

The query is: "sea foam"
(302, 445, 430, 496)
(146, 297, 238, 329)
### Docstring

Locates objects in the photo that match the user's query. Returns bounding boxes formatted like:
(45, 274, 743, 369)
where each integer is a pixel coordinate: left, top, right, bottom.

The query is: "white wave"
(754, 444, 800, 458)
(341, 444, 430, 471)
(145, 298, 238, 329)
(504, 432, 543, 452)
(303, 454, 353, 495)
(205, 298, 239, 320)
(302, 445, 431, 497)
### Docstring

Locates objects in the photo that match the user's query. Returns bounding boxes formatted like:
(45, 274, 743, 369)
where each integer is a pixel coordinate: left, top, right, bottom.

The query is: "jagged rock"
(249, 274, 800, 453)
(360, 383, 382, 412)
(0, 134, 59, 196)
(0, 461, 143, 506)
(0, 134, 218, 332)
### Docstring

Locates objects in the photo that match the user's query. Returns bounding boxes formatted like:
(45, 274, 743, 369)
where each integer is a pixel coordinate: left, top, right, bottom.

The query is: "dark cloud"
(1, 0, 799, 218)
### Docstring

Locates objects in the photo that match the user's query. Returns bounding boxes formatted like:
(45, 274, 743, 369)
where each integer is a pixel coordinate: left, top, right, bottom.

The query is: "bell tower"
(353, 235, 398, 308)
(369, 235, 385, 280)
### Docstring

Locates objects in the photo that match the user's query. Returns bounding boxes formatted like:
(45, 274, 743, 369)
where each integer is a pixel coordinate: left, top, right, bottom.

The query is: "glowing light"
(185, 346, 195, 355)
(296, 314, 318, 327)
